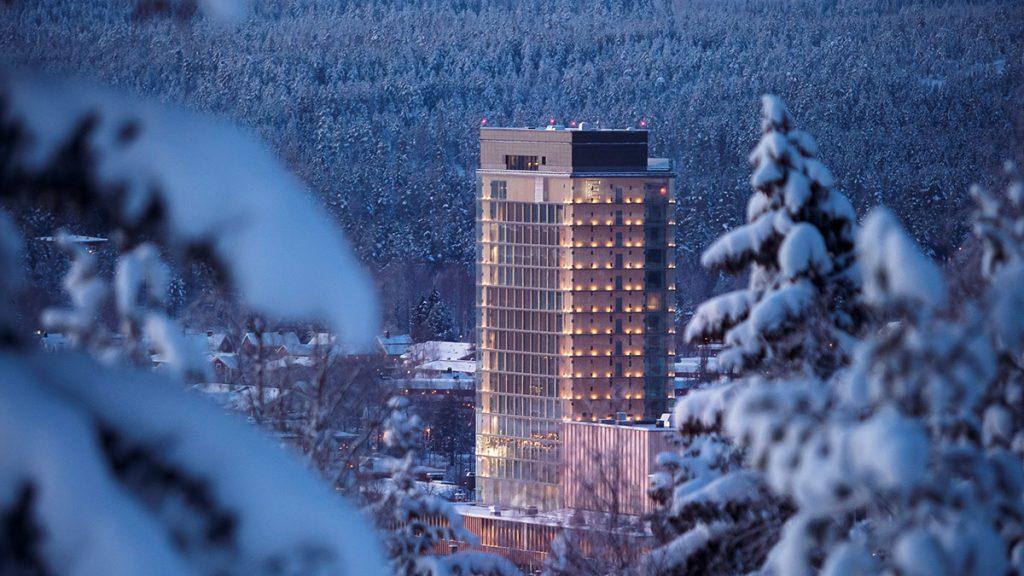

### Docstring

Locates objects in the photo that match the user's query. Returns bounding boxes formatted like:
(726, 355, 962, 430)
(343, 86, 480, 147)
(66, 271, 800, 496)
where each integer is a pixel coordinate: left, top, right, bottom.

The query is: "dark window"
(646, 270, 664, 288)
(646, 249, 664, 264)
(490, 180, 507, 199)
(505, 155, 540, 171)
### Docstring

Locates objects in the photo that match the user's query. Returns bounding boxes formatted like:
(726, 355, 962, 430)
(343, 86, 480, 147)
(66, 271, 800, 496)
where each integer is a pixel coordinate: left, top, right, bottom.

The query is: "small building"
(205, 331, 236, 353)
(449, 504, 562, 571)
(413, 359, 476, 379)
(443, 502, 657, 573)
(562, 420, 674, 517)
(403, 340, 474, 363)
(209, 352, 239, 382)
(377, 333, 414, 357)
(393, 341, 477, 401)
(398, 376, 474, 400)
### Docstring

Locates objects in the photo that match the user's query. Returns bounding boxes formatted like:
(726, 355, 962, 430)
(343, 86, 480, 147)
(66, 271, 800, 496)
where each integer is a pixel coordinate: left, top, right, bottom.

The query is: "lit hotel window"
(505, 155, 541, 171)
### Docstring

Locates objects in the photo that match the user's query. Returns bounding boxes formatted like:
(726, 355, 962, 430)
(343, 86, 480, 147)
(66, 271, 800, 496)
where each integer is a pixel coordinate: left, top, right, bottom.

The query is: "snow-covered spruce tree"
(686, 94, 859, 376)
(426, 293, 457, 341)
(371, 396, 519, 576)
(724, 205, 1024, 575)
(0, 75, 385, 574)
(410, 294, 431, 342)
(411, 289, 456, 342)
(644, 95, 859, 574)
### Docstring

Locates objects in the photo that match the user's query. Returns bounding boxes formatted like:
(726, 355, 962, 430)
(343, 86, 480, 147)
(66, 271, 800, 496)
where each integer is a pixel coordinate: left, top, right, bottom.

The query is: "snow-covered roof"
(209, 352, 238, 370)
(454, 503, 568, 527)
(568, 419, 674, 433)
(36, 234, 108, 244)
(282, 342, 315, 357)
(647, 158, 672, 171)
(415, 359, 476, 374)
(398, 378, 474, 391)
(403, 341, 474, 363)
(241, 331, 301, 348)
(306, 332, 336, 347)
(454, 504, 651, 534)
(265, 356, 318, 371)
(377, 333, 413, 356)
(206, 332, 229, 349)
(39, 333, 70, 351)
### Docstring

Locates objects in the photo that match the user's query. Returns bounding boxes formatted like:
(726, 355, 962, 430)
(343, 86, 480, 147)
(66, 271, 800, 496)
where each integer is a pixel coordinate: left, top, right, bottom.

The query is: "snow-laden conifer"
(647, 95, 859, 574)
(723, 192, 1024, 574)
(686, 94, 859, 375)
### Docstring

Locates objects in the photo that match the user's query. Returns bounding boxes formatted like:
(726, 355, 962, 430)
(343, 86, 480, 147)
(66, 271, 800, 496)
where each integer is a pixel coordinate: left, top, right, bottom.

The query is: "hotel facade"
(475, 126, 676, 510)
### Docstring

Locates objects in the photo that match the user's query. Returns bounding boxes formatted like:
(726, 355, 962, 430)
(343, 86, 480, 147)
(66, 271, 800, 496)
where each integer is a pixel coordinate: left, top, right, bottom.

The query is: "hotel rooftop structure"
(475, 125, 676, 510)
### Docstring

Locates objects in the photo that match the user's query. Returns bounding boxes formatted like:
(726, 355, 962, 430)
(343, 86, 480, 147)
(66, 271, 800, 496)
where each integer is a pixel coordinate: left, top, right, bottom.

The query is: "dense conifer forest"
(2, 0, 1021, 321)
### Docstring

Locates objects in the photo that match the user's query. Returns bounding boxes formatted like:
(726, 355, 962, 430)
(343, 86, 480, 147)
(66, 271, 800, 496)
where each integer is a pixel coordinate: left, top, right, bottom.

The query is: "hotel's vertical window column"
(475, 175, 564, 509)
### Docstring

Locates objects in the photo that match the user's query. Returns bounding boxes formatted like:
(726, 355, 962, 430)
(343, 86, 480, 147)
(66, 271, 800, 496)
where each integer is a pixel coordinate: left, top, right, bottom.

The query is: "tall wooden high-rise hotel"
(475, 125, 676, 510)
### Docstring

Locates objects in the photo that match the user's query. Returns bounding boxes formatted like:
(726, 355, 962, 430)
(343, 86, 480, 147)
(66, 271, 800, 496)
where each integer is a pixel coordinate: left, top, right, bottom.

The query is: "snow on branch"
(701, 211, 791, 273)
(40, 234, 109, 346)
(0, 351, 385, 575)
(858, 208, 946, 309)
(0, 75, 378, 348)
(673, 381, 740, 432)
(745, 280, 815, 337)
(778, 223, 831, 280)
(684, 290, 756, 343)
(685, 93, 860, 374)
